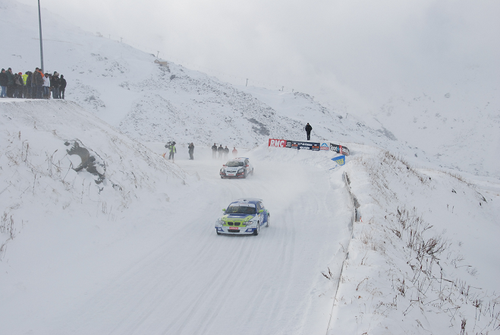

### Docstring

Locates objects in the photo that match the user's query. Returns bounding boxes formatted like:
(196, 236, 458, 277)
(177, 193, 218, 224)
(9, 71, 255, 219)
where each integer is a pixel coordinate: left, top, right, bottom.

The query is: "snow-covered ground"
(1, 1, 500, 334)
(1, 100, 353, 334)
(2, 99, 499, 334)
(334, 146, 500, 334)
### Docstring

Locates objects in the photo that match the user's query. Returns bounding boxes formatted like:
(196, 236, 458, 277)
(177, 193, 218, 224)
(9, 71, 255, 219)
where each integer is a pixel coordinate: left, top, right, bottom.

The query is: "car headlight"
(244, 219, 257, 226)
(216, 219, 224, 226)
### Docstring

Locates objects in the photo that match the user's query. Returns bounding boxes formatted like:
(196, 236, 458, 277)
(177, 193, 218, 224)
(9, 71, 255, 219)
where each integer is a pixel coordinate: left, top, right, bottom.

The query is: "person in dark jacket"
(14, 72, 24, 98)
(33, 68, 44, 99)
(6, 68, 15, 97)
(188, 142, 195, 160)
(51, 72, 60, 99)
(0, 68, 7, 98)
(31, 70, 37, 98)
(217, 144, 224, 159)
(305, 123, 312, 140)
(211, 143, 218, 159)
(59, 75, 67, 99)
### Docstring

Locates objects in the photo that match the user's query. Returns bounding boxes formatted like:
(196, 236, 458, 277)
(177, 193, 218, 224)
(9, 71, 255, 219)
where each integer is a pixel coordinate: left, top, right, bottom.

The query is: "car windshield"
(226, 205, 256, 214)
(226, 161, 244, 167)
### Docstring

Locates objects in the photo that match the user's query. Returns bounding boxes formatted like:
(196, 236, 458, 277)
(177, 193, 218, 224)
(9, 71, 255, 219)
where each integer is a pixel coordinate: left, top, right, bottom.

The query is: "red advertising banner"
(268, 139, 287, 148)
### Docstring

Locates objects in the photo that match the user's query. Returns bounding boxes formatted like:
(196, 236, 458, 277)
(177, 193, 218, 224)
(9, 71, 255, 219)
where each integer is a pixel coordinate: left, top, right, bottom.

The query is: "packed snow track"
(1, 137, 352, 334)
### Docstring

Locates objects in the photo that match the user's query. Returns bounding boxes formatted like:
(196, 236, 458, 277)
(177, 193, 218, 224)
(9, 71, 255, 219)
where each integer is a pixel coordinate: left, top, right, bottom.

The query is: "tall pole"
(38, 0, 44, 71)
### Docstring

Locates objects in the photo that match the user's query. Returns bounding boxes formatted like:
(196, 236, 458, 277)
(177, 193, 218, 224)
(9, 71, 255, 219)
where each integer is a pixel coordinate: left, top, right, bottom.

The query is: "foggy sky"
(17, 0, 500, 109)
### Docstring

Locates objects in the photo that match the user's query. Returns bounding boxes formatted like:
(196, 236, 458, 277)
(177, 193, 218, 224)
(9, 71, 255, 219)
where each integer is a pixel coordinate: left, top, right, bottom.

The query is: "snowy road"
(2, 146, 352, 335)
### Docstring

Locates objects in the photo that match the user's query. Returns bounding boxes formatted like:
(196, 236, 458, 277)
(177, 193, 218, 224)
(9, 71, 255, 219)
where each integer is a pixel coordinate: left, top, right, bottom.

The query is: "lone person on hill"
(305, 123, 312, 140)
(188, 142, 195, 160)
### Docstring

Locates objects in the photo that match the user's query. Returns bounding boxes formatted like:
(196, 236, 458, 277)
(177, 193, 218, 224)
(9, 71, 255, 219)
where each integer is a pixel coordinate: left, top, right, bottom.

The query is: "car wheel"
(216, 228, 221, 235)
(253, 224, 260, 236)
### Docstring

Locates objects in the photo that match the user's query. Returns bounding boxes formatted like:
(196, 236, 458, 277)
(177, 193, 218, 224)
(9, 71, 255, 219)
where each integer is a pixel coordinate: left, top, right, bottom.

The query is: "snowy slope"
(0, 100, 354, 334)
(330, 146, 500, 334)
(2, 0, 498, 179)
(1, 1, 500, 334)
(371, 90, 500, 178)
(2, 99, 498, 334)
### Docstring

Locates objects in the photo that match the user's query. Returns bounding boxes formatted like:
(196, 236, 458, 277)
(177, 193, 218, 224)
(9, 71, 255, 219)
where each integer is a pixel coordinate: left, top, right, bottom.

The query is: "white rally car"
(215, 198, 270, 235)
(220, 157, 254, 179)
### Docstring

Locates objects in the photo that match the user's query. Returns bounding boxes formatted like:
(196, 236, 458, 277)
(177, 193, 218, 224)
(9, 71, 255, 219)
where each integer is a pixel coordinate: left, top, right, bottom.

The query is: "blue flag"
(332, 155, 346, 166)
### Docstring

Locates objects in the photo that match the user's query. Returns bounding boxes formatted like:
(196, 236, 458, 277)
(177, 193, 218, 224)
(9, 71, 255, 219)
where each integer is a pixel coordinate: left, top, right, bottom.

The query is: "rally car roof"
(231, 198, 262, 205)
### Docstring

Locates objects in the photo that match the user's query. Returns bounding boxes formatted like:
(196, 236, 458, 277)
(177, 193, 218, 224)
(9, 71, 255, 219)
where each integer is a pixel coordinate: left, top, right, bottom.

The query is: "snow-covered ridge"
(2, 0, 498, 178)
(1, 99, 353, 334)
(0, 100, 189, 251)
(332, 145, 500, 334)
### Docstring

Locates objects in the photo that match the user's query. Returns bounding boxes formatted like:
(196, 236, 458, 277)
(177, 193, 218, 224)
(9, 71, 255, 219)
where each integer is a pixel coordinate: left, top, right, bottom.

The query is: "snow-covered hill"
(335, 146, 500, 334)
(2, 99, 499, 334)
(0, 99, 353, 334)
(372, 89, 500, 178)
(1, 1, 500, 334)
(2, 0, 498, 179)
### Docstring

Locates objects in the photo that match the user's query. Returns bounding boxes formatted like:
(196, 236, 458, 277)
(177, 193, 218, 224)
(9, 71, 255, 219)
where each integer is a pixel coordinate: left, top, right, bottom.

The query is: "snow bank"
(329, 145, 500, 334)
(0, 99, 189, 255)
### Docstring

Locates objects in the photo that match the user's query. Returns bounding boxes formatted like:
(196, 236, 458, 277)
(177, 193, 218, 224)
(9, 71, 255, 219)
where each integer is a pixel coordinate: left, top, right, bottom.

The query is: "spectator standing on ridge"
(14, 72, 24, 98)
(59, 75, 67, 99)
(23, 72, 30, 98)
(211, 143, 218, 159)
(305, 123, 312, 140)
(42, 73, 50, 99)
(51, 72, 60, 99)
(31, 69, 38, 98)
(232, 147, 238, 157)
(34, 68, 44, 99)
(188, 142, 195, 160)
(224, 146, 229, 159)
(0, 69, 8, 98)
(6, 68, 15, 97)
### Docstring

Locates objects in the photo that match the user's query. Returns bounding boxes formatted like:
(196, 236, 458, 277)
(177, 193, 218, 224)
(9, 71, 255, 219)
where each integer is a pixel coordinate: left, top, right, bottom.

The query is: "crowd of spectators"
(0, 67, 67, 99)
